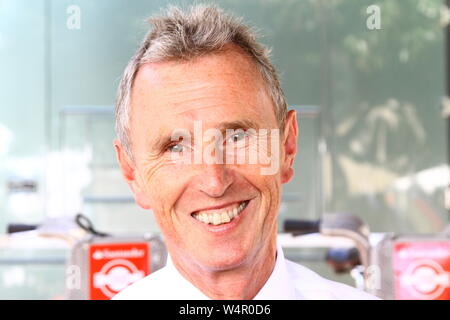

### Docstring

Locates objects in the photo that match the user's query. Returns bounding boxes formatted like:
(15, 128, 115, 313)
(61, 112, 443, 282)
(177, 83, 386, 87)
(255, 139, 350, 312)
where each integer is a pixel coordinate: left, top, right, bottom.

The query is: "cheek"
(239, 169, 281, 216)
(145, 169, 190, 244)
(140, 162, 191, 215)
(255, 175, 280, 225)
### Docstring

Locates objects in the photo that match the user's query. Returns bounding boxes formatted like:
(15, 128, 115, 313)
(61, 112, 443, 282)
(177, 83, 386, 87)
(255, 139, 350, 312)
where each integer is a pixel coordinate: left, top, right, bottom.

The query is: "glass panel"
(0, 0, 47, 232)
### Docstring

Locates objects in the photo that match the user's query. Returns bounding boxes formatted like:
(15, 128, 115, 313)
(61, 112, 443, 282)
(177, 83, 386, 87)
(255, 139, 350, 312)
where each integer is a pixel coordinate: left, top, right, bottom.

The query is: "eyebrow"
(151, 119, 261, 153)
(217, 119, 260, 132)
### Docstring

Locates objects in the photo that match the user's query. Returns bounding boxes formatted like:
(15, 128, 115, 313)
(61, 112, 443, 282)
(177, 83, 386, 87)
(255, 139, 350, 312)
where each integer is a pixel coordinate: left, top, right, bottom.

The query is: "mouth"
(191, 200, 250, 226)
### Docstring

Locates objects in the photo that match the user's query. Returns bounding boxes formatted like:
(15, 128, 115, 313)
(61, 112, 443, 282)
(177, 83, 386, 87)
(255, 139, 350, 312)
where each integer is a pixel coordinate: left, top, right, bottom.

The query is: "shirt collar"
(164, 255, 210, 299)
(165, 242, 298, 300)
(253, 242, 298, 299)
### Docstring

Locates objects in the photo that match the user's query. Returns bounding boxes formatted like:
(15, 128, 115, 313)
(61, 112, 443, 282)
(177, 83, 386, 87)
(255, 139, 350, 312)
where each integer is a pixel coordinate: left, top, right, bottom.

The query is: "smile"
(191, 200, 249, 226)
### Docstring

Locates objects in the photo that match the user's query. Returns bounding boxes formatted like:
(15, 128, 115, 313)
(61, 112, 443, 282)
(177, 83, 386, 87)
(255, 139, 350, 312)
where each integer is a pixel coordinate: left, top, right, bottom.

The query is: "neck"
(169, 239, 277, 300)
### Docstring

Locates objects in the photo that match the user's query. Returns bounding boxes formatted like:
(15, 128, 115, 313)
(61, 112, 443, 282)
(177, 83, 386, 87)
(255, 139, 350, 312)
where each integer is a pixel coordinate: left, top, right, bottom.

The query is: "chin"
(197, 244, 250, 271)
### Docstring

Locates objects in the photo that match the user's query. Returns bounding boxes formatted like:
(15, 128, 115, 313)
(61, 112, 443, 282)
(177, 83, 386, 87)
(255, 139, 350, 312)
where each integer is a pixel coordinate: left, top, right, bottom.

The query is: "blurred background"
(0, 0, 449, 299)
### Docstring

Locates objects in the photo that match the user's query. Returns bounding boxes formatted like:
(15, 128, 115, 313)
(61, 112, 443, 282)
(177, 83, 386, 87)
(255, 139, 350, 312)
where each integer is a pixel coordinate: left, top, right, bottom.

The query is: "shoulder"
(285, 259, 380, 300)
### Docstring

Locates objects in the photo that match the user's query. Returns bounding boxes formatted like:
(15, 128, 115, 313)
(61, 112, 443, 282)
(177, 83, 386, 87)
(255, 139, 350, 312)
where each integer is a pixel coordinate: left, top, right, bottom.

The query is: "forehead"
(129, 47, 277, 148)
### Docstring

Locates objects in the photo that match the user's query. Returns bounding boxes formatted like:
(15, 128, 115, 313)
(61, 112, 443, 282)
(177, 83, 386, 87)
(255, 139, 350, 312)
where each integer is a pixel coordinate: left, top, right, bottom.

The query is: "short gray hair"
(115, 4, 288, 159)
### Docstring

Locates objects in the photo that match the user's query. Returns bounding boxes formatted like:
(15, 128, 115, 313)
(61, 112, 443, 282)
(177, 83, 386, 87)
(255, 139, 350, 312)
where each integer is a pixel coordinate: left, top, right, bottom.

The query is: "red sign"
(393, 242, 450, 300)
(88, 242, 150, 300)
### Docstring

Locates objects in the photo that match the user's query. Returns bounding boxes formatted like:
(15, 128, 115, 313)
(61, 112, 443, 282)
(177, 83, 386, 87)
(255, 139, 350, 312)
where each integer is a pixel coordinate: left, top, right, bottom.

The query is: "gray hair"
(115, 4, 288, 159)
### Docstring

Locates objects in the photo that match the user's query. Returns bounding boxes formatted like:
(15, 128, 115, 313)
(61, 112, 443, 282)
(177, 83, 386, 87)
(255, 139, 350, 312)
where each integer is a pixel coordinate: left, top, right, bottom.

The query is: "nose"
(196, 164, 233, 198)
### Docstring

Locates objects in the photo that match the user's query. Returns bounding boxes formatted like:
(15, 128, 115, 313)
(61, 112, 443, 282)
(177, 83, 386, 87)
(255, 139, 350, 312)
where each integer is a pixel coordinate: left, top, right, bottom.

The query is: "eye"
(227, 131, 247, 143)
(167, 143, 184, 153)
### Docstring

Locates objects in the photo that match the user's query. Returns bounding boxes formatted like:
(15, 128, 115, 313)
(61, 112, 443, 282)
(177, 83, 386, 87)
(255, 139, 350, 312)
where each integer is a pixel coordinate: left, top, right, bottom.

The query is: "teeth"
(193, 201, 247, 226)
(213, 213, 221, 225)
(221, 212, 230, 223)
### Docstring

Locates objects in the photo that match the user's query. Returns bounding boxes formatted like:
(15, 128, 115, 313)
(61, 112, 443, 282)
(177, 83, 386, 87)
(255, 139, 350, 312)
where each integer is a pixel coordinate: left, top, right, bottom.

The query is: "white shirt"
(112, 243, 379, 300)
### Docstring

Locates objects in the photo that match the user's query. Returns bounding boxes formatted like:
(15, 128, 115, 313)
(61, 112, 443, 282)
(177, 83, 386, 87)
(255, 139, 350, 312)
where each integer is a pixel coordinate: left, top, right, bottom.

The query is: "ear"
(114, 139, 151, 210)
(280, 110, 298, 184)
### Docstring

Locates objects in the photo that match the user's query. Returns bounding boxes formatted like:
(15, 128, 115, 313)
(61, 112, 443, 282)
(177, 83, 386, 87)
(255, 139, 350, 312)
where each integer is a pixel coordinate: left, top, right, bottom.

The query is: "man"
(112, 4, 378, 300)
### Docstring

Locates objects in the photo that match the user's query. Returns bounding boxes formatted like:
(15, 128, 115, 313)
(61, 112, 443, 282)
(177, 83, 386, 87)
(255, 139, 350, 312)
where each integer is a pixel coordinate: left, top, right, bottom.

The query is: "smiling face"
(115, 46, 298, 273)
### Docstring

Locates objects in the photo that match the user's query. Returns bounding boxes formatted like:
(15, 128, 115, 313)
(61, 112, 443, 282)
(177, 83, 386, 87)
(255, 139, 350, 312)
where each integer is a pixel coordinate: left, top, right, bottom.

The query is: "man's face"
(115, 47, 297, 271)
